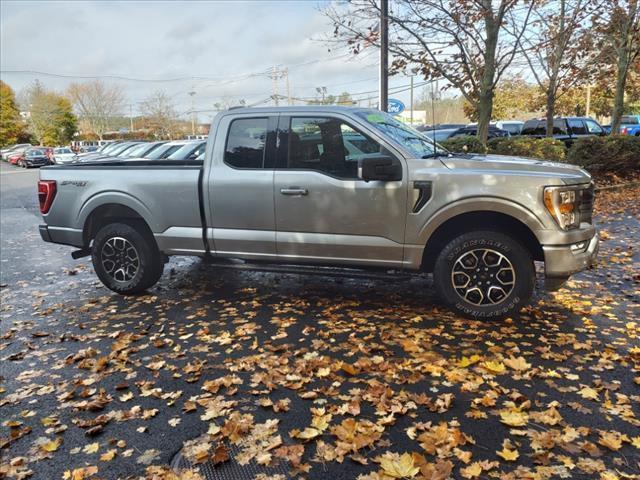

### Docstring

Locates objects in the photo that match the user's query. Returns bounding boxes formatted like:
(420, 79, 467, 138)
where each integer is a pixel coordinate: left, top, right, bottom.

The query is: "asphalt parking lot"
(1, 161, 638, 480)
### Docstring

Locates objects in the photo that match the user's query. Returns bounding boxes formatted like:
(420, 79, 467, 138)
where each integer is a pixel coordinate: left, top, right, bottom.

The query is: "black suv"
(521, 117, 606, 146)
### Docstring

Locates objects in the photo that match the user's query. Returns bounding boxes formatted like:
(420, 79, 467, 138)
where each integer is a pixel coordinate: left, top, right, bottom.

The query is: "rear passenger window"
(225, 118, 268, 169)
(568, 119, 587, 135)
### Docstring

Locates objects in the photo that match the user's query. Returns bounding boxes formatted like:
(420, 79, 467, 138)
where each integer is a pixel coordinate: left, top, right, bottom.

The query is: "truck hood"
(440, 153, 591, 185)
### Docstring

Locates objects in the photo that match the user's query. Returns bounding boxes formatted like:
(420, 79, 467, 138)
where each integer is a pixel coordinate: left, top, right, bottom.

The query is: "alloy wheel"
(450, 248, 516, 306)
(101, 236, 140, 283)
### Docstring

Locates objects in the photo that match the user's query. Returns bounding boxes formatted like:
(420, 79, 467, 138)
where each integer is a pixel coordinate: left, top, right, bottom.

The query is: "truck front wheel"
(91, 222, 163, 295)
(433, 231, 535, 319)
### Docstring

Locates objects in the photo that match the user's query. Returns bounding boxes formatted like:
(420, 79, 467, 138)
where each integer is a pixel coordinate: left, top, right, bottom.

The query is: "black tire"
(433, 231, 535, 319)
(91, 222, 163, 294)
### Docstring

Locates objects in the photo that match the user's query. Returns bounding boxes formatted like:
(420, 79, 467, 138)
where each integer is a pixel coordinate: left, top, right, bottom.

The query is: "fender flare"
(78, 191, 157, 236)
(418, 196, 546, 246)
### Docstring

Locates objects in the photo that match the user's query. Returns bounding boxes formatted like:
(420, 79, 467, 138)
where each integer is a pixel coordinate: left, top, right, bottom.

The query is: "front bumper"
(543, 232, 599, 283)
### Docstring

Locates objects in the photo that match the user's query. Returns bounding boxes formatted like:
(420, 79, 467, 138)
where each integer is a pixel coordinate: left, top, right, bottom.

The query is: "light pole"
(379, 0, 389, 112)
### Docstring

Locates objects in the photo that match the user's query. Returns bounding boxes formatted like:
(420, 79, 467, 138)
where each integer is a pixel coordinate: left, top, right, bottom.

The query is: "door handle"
(280, 187, 308, 196)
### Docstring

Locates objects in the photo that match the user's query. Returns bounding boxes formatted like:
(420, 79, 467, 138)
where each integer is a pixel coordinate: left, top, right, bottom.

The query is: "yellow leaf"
(496, 447, 519, 461)
(316, 367, 331, 377)
(457, 355, 481, 368)
(499, 410, 528, 427)
(41, 437, 62, 452)
(631, 436, 640, 449)
(291, 427, 321, 441)
(578, 386, 600, 401)
(504, 356, 531, 371)
(83, 442, 100, 454)
(598, 431, 626, 451)
(482, 361, 506, 374)
(379, 452, 420, 479)
(460, 462, 483, 479)
(100, 449, 116, 461)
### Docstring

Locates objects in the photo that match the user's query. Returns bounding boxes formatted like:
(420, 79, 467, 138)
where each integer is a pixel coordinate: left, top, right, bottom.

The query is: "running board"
(201, 258, 417, 281)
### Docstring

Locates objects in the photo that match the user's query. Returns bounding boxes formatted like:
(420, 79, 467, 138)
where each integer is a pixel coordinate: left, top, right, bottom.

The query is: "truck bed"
(39, 161, 205, 254)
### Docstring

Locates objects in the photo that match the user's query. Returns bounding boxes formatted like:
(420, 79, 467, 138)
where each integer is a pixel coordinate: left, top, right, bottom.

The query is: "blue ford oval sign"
(387, 98, 405, 115)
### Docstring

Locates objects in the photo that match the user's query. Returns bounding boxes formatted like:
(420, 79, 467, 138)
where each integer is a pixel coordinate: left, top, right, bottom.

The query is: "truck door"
(205, 114, 278, 260)
(273, 114, 407, 268)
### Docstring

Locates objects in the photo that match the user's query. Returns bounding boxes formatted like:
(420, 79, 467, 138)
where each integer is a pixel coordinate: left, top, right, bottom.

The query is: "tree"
(519, 0, 596, 136)
(23, 81, 77, 146)
(139, 90, 178, 139)
(593, 0, 640, 132)
(308, 89, 355, 105)
(67, 80, 125, 141)
(325, 0, 534, 143)
(463, 76, 541, 120)
(0, 81, 26, 147)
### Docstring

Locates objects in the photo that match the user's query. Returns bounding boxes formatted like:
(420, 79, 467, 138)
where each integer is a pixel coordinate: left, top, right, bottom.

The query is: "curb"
(594, 181, 640, 192)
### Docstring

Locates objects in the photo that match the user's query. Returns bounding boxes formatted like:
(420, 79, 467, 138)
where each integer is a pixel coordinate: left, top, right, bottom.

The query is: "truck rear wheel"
(433, 231, 535, 319)
(91, 222, 163, 294)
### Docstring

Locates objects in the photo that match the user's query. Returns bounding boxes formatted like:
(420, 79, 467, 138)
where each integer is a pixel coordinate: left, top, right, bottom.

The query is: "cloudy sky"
(0, 0, 427, 122)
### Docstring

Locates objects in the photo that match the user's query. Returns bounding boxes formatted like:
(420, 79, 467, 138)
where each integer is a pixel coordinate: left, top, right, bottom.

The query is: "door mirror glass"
(358, 155, 402, 181)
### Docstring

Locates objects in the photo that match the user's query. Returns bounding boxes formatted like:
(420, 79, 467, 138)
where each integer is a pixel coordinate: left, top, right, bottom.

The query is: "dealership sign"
(387, 98, 405, 115)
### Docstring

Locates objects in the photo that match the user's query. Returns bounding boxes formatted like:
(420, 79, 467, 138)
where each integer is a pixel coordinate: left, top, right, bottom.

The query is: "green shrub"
(439, 135, 487, 154)
(566, 135, 640, 171)
(487, 137, 566, 161)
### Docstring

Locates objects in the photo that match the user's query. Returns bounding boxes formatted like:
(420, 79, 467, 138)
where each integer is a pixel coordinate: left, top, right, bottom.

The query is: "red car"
(8, 152, 23, 165)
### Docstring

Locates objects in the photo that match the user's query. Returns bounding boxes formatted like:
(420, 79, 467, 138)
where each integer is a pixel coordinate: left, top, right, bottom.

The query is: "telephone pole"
(379, 0, 389, 112)
(188, 91, 196, 136)
(129, 104, 134, 133)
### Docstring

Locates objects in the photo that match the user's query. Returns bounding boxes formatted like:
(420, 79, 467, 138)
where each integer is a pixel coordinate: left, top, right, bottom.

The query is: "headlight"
(544, 186, 581, 230)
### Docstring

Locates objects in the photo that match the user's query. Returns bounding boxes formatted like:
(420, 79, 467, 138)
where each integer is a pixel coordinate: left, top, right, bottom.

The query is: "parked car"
(144, 141, 191, 160)
(165, 141, 207, 161)
(422, 128, 459, 142)
(466, 121, 524, 136)
(620, 115, 640, 136)
(602, 125, 612, 135)
(1, 143, 32, 161)
(81, 146, 99, 153)
(7, 152, 24, 165)
(494, 121, 524, 135)
(450, 125, 511, 138)
(52, 147, 76, 164)
(416, 123, 465, 132)
(120, 141, 167, 159)
(17, 147, 50, 168)
(38, 106, 598, 319)
(521, 117, 606, 146)
(77, 142, 142, 163)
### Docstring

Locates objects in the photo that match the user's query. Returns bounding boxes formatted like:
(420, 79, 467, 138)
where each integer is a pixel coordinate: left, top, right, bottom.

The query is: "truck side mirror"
(358, 155, 402, 182)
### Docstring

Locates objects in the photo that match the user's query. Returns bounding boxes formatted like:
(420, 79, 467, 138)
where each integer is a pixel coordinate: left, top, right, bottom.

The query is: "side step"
(200, 258, 418, 281)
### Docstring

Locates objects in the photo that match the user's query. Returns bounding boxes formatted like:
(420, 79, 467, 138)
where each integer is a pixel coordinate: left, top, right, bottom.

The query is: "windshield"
(30, 149, 46, 155)
(125, 143, 153, 158)
(355, 110, 447, 158)
(55, 148, 73, 154)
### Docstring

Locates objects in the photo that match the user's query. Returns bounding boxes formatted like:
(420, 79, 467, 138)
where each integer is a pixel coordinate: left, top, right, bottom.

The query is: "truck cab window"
(284, 117, 381, 179)
(225, 118, 268, 169)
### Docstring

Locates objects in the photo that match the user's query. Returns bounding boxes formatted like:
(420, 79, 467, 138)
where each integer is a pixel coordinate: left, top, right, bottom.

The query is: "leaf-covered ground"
(1, 186, 639, 480)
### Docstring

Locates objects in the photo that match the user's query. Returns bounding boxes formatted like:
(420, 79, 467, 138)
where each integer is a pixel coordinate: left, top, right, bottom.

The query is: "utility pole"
(269, 66, 280, 106)
(409, 75, 414, 126)
(379, 0, 389, 112)
(285, 67, 292, 106)
(585, 84, 591, 117)
(188, 91, 196, 136)
(129, 104, 134, 133)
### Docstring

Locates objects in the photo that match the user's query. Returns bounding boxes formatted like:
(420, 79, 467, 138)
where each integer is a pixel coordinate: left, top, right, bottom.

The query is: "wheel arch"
(82, 203, 156, 248)
(420, 207, 544, 272)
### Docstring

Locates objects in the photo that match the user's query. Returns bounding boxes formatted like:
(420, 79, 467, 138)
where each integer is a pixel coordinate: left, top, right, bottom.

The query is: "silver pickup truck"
(38, 106, 598, 318)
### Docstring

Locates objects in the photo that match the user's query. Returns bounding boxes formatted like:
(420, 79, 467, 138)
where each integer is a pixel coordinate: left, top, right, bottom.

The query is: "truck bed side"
(39, 163, 205, 254)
